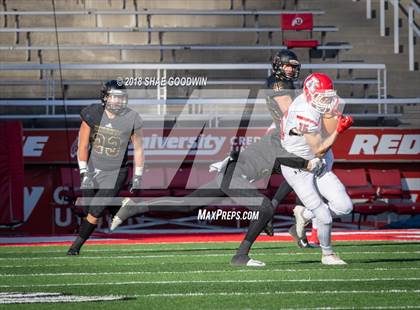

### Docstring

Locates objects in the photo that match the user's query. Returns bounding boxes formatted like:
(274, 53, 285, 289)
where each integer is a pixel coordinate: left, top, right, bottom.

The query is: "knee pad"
(330, 196, 353, 216)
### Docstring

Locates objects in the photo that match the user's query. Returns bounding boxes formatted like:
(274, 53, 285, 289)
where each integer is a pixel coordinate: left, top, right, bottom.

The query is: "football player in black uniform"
(109, 51, 322, 266)
(263, 50, 306, 240)
(67, 80, 144, 255)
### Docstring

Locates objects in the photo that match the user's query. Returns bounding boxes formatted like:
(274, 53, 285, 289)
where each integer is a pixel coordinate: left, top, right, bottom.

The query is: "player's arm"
(77, 121, 95, 188)
(273, 94, 293, 114)
(304, 131, 337, 157)
(317, 113, 341, 156)
(130, 128, 145, 193)
(276, 148, 323, 172)
(266, 90, 292, 128)
(305, 115, 353, 157)
(77, 121, 90, 174)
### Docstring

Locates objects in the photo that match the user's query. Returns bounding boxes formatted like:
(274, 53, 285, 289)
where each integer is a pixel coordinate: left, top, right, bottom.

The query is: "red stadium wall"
(2, 127, 419, 234)
(0, 121, 24, 226)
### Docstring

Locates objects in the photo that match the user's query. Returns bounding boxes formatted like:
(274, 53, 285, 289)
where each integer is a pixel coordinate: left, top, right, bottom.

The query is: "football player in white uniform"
(280, 73, 354, 265)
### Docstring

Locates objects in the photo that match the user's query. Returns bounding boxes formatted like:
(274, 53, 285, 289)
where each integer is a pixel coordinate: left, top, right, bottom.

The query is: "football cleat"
(110, 216, 123, 231)
(66, 248, 80, 256)
(231, 254, 266, 267)
(321, 253, 347, 265)
(288, 224, 312, 248)
(245, 259, 266, 267)
(293, 205, 309, 239)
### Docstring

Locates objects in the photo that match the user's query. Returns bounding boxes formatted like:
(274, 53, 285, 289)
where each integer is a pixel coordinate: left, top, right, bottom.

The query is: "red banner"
(23, 128, 420, 164)
(332, 128, 420, 162)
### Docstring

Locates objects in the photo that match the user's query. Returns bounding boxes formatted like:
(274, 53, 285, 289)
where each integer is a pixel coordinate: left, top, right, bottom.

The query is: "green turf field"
(0, 241, 420, 309)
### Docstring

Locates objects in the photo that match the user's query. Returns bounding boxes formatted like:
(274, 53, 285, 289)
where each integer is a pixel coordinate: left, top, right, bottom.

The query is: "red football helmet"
(303, 73, 338, 114)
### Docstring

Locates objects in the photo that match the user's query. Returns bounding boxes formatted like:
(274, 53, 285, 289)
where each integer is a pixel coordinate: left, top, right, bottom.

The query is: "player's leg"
(261, 180, 294, 237)
(288, 196, 316, 248)
(111, 176, 227, 231)
(281, 165, 345, 264)
(67, 168, 127, 255)
(317, 150, 352, 217)
(307, 218, 320, 246)
(307, 150, 334, 246)
(272, 180, 293, 207)
(316, 171, 353, 217)
(220, 162, 274, 266)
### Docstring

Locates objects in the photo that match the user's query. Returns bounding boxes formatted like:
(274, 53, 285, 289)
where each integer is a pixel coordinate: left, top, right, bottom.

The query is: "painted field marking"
(1, 278, 420, 288)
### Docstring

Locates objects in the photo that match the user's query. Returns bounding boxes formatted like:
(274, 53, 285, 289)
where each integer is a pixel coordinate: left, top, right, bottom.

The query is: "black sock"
(70, 219, 96, 250)
(272, 181, 293, 207)
(241, 198, 274, 252)
(236, 240, 252, 256)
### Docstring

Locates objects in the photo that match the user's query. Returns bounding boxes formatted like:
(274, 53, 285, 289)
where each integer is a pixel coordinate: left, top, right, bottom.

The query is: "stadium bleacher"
(1, 3, 420, 310)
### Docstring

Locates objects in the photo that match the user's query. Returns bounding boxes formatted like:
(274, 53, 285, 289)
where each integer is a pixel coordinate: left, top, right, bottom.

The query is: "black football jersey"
(266, 74, 295, 90)
(80, 104, 143, 171)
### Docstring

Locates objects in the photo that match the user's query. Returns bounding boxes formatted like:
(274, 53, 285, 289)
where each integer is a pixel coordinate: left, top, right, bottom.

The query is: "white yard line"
(135, 289, 420, 297)
(1, 267, 420, 277)
(1, 278, 420, 288)
(0, 241, 418, 255)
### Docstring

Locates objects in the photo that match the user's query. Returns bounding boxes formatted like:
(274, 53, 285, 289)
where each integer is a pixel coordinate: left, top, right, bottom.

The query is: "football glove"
(336, 115, 353, 134)
(307, 158, 327, 177)
(80, 170, 95, 189)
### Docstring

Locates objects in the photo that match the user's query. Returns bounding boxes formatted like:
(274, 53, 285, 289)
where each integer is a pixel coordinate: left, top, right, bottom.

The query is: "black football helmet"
(101, 80, 128, 114)
(272, 50, 301, 81)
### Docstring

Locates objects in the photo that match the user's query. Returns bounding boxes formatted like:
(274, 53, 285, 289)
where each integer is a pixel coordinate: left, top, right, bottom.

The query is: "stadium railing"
(0, 9, 326, 25)
(0, 9, 326, 35)
(0, 62, 387, 99)
(0, 26, 345, 62)
(1, 98, 418, 127)
(408, 1, 420, 70)
(0, 8, 349, 61)
(364, 0, 420, 70)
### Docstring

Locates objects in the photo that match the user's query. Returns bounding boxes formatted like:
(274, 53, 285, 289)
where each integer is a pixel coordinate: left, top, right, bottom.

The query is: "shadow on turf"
(112, 245, 291, 255)
(268, 260, 322, 267)
(335, 242, 420, 248)
(356, 258, 420, 264)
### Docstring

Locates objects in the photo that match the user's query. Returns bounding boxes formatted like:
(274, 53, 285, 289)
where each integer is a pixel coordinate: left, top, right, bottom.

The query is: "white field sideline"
(1, 278, 420, 289)
(1, 267, 420, 277)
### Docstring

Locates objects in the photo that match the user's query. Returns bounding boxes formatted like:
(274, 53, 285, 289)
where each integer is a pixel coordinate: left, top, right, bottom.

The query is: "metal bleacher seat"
(0, 7, 348, 62)
(0, 26, 346, 62)
(281, 13, 320, 48)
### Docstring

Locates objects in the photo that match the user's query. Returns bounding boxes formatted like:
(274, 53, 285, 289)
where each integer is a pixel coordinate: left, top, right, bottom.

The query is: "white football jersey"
(280, 94, 322, 160)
